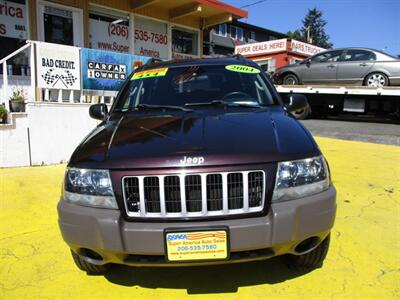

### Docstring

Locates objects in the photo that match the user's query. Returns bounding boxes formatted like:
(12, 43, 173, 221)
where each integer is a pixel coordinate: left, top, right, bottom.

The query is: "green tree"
(300, 8, 333, 49)
(286, 30, 304, 41)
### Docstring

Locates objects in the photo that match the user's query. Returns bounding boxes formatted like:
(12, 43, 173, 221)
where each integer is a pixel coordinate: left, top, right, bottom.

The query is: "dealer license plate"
(165, 229, 228, 262)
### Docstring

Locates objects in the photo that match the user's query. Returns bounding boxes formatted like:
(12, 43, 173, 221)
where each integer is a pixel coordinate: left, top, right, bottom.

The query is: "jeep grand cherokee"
(57, 56, 336, 273)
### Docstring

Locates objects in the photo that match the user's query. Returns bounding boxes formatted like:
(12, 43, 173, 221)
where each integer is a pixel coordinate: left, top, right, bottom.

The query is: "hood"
(69, 106, 319, 169)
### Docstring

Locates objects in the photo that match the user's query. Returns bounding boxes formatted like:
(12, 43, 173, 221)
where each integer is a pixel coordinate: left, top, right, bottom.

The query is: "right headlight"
(272, 155, 330, 202)
(63, 168, 118, 209)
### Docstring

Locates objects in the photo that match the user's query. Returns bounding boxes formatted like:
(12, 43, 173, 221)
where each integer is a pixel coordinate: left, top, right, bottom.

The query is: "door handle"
(359, 63, 368, 67)
(327, 64, 335, 68)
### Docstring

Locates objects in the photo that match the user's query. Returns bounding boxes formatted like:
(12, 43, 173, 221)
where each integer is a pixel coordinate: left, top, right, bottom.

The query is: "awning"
(131, 0, 248, 29)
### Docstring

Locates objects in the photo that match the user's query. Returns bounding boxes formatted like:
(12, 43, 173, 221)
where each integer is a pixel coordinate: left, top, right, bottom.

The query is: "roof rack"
(227, 53, 247, 61)
(146, 58, 164, 65)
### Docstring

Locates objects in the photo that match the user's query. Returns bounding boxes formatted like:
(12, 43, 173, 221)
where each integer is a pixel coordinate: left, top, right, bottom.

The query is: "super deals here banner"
(81, 48, 150, 91)
(36, 42, 81, 90)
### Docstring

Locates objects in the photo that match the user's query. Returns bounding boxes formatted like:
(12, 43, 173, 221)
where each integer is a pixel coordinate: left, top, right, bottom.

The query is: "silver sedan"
(274, 48, 400, 87)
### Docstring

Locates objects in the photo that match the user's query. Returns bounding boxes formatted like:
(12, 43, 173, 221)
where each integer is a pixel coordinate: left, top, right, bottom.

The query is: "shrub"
(0, 104, 7, 121)
(10, 89, 26, 103)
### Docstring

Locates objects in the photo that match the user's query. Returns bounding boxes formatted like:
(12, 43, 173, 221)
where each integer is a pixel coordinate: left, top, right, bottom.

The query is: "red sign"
(235, 39, 287, 56)
(291, 40, 325, 56)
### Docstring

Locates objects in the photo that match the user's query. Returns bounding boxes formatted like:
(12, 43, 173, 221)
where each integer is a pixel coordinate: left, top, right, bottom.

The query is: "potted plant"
(10, 88, 26, 112)
(0, 104, 7, 124)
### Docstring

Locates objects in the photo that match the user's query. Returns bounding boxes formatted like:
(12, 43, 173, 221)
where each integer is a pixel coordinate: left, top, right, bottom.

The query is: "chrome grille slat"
(122, 170, 265, 218)
(179, 174, 187, 215)
(200, 174, 207, 215)
(138, 177, 146, 216)
(222, 173, 228, 213)
(159, 175, 166, 216)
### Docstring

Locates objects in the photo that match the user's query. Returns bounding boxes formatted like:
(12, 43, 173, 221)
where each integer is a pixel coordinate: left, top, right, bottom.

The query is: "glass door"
(37, 1, 83, 47)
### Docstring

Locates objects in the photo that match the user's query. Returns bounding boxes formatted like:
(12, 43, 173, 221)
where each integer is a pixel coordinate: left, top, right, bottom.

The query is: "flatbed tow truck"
(275, 85, 400, 120)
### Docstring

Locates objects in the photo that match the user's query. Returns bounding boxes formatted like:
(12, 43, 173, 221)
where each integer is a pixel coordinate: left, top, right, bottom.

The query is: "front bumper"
(57, 186, 336, 266)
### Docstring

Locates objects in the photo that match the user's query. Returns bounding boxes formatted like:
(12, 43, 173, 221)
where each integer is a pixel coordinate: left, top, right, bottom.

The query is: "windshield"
(114, 64, 275, 111)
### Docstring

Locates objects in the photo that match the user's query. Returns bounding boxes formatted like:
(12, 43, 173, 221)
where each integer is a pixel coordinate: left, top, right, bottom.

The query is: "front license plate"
(165, 229, 228, 262)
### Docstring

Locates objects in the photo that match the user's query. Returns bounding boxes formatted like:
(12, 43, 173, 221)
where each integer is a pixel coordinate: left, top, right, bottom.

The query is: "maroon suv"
(57, 56, 336, 274)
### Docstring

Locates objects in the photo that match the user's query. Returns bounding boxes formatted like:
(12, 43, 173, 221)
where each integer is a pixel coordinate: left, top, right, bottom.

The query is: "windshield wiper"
(184, 100, 263, 108)
(135, 104, 193, 112)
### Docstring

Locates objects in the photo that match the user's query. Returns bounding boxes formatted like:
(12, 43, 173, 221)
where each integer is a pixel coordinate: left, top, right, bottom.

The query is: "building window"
(217, 24, 227, 36)
(89, 12, 130, 53)
(230, 26, 243, 41)
(44, 6, 74, 46)
(134, 16, 169, 59)
(172, 27, 198, 56)
(0, 0, 29, 75)
(237, 27, 243, 40)
(257, 59, 276, 73)
(37, 2, 83, 47)
(250, 31, 256, 41)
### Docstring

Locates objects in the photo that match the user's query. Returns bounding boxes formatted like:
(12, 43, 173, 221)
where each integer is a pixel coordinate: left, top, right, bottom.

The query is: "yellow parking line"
(0, 137, 399, 299)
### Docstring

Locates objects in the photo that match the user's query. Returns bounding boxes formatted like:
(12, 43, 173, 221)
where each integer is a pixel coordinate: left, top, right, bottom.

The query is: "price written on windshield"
(134, 29, 168, 45)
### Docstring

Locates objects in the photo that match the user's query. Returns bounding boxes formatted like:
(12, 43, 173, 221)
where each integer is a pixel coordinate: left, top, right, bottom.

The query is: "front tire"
(71, 250, 107, 274)
(283, 74, 299, 85)
(285, 234, 330, 269)
(365, 72, 389, 87)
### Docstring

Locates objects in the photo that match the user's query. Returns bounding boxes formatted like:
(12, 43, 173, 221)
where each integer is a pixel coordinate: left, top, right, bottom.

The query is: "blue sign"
(81, 48, 150, 91)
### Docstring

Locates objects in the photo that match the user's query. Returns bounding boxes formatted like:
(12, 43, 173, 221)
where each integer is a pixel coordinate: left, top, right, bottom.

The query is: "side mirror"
(306, 60, 311, 67)
(283, 94, 308, 113)
(89, 103, 108, 120)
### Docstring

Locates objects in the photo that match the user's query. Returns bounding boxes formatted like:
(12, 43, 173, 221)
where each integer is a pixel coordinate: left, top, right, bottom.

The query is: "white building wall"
(0, 76, 34, 102)
(27, 103, 100, 166)
(0, 103, 100, 168)
(0, 113, 30, 167)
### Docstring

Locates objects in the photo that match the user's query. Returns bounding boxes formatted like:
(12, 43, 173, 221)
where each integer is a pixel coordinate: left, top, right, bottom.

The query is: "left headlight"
(272, 155, 330, 202)
(63, 168, 118, 209)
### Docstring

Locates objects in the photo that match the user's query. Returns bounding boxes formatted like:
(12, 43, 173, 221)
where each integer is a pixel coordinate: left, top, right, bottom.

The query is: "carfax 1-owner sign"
(81, 48, 150, 91)
(36, 42, 81, 90)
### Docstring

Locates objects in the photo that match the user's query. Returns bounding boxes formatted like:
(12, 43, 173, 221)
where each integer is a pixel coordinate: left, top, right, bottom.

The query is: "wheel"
(283, 74, 299, 85)
(291, 102, 312, 120)
(285, 234, 330, 269)
(365, 72, 389, 87)
(71, 250, 107, 274)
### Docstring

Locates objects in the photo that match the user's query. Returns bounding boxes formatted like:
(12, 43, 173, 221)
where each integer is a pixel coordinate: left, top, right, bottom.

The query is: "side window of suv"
(343, 49, 376, 61)
(311, 50, 343, 63)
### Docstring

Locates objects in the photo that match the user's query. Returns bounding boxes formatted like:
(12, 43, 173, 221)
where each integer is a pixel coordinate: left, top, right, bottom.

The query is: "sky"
(223, 0, 400, 56)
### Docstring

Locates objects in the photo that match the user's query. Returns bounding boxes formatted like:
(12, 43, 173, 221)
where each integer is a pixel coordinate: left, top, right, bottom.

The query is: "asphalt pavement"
(301, 119, 400, 146)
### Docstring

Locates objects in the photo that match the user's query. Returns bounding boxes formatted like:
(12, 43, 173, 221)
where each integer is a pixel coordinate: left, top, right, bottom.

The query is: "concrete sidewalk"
(1, 137, 399, 299)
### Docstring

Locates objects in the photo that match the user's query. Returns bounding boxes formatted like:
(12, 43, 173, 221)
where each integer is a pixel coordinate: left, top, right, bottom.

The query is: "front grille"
(122, 171, 266, 218)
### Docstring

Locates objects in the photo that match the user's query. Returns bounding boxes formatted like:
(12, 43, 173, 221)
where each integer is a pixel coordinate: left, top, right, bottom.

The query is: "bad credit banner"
(36, 42, 81, 90)
(81, 48, 150, 91)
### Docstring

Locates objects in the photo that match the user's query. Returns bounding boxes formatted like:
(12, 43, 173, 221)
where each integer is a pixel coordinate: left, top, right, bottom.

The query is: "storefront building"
(0, 0, 247, 75)
(235, 38, 326, 73)
(204, 20, 287, 57)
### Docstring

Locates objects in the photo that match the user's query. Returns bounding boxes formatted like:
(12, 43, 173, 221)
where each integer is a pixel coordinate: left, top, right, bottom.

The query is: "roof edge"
(195, 0, 248, 18)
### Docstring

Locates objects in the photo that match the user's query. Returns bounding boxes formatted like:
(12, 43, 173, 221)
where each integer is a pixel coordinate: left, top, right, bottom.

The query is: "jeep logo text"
(180, 156, 205, 165)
